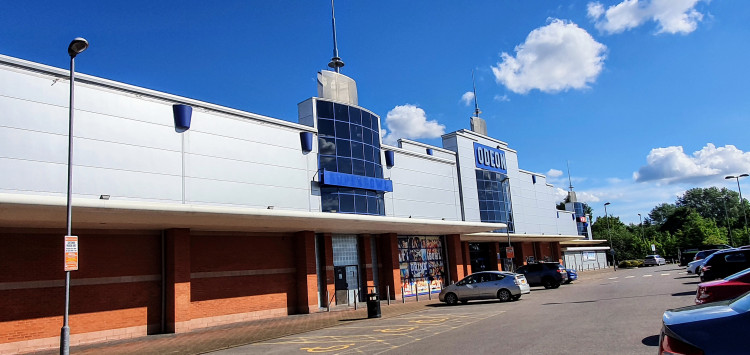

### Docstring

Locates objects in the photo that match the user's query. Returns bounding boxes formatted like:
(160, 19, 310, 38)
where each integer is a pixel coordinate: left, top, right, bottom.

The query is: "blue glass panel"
(317, 100, 333, 119)
(370, 114, 379, 131)
(373, 148, 381, 163)
(335, 121, 350, 139)
(355, 195, 367, 214)
(480, 211, 488, 221)
(363, 145, 374, 163)
(361, 111, 371, 130)
(318, 118, 335, 137)
(319, 137, 336, 155)
(350, 124, 363, 141)
(363, 128, 373, 145)
(339, 194, 354, 212)
(365, 162, 375, 177)
(349, 107, 361, 125)
(375, 166, 383, 179)
(336, 139, 351, 157)
(352, 159, 366, 176)
(337, 157, 352, 174)
(367, 196, 377, 214)
(334, 103, 349, 122)
(320, 156, 337, 172)
(351, 141, 364, 160)
(321, 189, 338, 212)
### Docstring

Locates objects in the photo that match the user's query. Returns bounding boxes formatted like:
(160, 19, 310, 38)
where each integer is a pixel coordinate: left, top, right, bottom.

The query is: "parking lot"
(213, 265, 698, 354)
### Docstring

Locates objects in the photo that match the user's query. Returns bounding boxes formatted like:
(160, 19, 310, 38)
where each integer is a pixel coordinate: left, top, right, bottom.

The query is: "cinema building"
(0, 53, 599, 353)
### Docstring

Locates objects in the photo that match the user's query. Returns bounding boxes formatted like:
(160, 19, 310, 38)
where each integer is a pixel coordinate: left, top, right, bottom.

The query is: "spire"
(472, 70, 481, 117)
(328, 0, 345, 72)
(567, 161, 574, 191)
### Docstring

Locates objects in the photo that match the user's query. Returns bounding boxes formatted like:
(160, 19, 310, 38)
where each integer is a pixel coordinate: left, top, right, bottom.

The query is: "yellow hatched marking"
(409, 318, 448, 324)
(300, 344, 354, 352)
(375, 326, 417, 333)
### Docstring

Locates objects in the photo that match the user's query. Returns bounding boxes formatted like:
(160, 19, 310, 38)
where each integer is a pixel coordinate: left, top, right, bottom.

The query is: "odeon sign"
(474, 142, 507, 174)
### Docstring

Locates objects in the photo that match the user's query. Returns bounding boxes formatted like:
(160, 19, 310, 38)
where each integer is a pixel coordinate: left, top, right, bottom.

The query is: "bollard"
(387, 286, 391, 305)
(354, 290, 357, 310)
(402, 287, 405, 303)
(414, 283, 419, 302)
(428, 283, 432, 300)
(326, 290, 330, 312)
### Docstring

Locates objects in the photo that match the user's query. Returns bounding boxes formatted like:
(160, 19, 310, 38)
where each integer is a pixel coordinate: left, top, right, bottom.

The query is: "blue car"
(660, 290, 750, 354)
(564, 268, 577, 284)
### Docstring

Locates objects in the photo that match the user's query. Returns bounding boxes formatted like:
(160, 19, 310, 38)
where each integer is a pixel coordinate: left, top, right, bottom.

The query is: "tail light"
(701, 265, 711, 273)
(659, 332, 704, 355)
(695, 287, 710, 304)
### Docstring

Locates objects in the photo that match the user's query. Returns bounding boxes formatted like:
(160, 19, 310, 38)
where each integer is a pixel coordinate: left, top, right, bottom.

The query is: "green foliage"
(618, 260, 644, 268)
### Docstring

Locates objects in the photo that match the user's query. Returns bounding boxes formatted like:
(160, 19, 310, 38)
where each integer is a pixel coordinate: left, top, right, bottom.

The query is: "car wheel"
(497, 289, 511, 302)
(444, 292, 458, 306)
(551, 282, 561, 289)
(543, 277, 556, 289)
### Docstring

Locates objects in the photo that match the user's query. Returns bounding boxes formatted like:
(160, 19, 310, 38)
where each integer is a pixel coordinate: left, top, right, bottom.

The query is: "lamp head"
(604, 202, 611, 206)
(741, 173, 749, 178)
(68, 37, 89, 58)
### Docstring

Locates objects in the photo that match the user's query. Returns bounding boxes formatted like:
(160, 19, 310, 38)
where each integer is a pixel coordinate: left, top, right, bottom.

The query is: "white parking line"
(608, 277, 618, 280)
(643, 275, 653, 277)
(625, 276, 635, 278)
(661, 273, 670, 276)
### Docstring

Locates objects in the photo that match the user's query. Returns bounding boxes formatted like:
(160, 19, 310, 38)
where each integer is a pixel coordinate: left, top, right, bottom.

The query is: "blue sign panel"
(473, 142, 507, 173)
(321, 170, 394, 192)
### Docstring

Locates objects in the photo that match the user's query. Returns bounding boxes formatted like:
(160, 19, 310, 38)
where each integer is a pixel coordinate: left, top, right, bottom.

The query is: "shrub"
(618, 260, 644, 268)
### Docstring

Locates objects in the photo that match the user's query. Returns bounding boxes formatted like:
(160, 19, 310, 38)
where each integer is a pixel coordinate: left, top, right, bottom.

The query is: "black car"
(515, 262, 568, 289)
(700, 249, 750, 282)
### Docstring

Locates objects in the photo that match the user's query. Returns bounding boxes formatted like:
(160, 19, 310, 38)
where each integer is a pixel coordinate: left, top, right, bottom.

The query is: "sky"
(1, 0, 749, 225)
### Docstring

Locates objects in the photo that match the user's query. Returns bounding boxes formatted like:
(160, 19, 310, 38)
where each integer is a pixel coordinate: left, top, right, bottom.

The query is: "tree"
(649, 203, 676, 226)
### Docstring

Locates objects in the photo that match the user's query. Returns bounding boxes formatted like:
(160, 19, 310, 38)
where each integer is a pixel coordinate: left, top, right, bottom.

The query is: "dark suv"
(515, 262, 568, 289)
(700, 249, 750, 282)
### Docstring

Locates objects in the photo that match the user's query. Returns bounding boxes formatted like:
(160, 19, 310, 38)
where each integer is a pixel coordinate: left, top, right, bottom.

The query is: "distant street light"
(725, 174, 749, 244)
(61, 37, 88, 355)
(604, 202, 616, 271)
(638, 213, 646, 245)
(722, 194, 733, 246)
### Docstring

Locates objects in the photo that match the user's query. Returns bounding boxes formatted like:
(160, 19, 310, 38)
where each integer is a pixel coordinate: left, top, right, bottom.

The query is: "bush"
(618, 260, 644, 268)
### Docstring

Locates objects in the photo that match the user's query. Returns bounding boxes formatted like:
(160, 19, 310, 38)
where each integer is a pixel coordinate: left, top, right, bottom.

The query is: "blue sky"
(2, 0, 749, 224)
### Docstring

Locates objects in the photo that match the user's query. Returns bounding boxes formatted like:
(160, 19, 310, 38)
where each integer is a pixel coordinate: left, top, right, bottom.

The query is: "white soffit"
(0, 193, 506, 235)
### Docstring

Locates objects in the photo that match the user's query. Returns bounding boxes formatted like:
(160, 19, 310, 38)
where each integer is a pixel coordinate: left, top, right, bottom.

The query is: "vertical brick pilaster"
(488, 242, 502, 271)
(445, 234, 465, 284)
(164, 228, 190, 333)
(323, 234, 334, 307)
(462, 241, 472, 276)
(377, 233, 400, 300)
(359, 235, 375, 294)
(294, 231, 317, 314)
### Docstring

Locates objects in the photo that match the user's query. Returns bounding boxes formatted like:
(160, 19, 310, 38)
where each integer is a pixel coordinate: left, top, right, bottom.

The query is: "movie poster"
(398, 236, 445, 297)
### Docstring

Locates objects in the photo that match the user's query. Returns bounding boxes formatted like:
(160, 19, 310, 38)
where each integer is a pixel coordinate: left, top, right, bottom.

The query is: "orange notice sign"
(64, 236, 78, 271)
(506, 246, 515, 259)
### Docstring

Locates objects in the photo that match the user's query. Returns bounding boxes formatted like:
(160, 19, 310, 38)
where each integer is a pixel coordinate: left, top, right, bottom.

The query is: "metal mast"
(472, 70, 481, 117)
(328, 0, 345, 72)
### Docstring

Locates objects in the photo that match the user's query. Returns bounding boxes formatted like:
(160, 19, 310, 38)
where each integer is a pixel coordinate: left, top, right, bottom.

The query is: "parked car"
(695, 267, 750, 305)
(439, 271, 530, 305)
(659, 290, 750, 354)
(515, 262, 568, 289)
(687, 250, 720, 275)
(644, 254, 666, 266)
(564, 268, 577, 284)
(700, 249, 750, 282)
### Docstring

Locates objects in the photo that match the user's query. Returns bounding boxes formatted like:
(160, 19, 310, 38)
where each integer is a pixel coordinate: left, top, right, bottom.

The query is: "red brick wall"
(189, 233, 296, 320)
(0, 229, 161, 344)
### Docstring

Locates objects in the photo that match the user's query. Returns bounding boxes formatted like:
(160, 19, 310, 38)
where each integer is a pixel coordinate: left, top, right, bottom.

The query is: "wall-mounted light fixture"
(173, 104, 193, 131)
(385, 150, 395, 167)
(300, 132, 313, 152)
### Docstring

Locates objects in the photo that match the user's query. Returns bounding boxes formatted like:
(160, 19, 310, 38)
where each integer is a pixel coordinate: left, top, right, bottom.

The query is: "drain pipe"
(161, 230, 166, 333)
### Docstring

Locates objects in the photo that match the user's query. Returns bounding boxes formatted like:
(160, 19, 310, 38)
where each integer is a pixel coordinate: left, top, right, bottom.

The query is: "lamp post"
(604, 202, 616, 270)
(61, 37, 88, 355)
(726, 174, 749, 245)
(638, 213, 646, 246)
(723, 194, 733, 246)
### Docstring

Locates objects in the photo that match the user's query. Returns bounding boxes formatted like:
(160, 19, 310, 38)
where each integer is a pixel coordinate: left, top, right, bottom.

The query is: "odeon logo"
(474, 142, 507, 173)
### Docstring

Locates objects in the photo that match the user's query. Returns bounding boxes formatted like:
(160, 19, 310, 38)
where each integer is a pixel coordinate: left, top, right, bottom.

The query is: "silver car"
(644, 254, 666, 266)
(439, 271, 530, 305)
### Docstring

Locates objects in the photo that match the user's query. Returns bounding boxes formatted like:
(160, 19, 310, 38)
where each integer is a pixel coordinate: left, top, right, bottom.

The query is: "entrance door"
(334, 266, 349, 305)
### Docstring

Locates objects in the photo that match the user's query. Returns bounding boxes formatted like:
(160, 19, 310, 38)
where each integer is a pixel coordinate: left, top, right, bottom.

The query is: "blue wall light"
(385, 150, 395, 167)
(300, 132, 313, 152)
(426, 148, 433, 156)
(173, 104, 192, 131)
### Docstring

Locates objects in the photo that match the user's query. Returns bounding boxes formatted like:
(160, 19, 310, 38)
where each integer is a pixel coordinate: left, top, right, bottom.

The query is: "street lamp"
(723, 194, 733, 246)
(638, 213, 646, 245)
(725, 174, 749, 245)
(61, 37, 88, 355)
(604, 202, 616, 270)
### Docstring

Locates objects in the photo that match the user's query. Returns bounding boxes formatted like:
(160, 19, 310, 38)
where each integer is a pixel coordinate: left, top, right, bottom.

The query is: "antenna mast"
(567, 161, 574, 191)
(472, 70, 481, 117)
(328, 0, 345, 72)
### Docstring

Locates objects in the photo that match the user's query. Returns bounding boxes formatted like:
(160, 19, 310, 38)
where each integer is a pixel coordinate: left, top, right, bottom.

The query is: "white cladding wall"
(0, 60, 316, 211)
(383, 147, 462, 220)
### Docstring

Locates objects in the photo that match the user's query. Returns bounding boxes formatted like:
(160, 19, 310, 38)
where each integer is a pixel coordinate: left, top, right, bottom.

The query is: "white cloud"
(460, 91, 475, 106)
(491, 19, 607, 94)
(494, 94, 510, 102)
(381, 104, 446, 146)
(547, 169, 564, 178)
(634, 144, 750, 184)
(587, 0, 705, 35)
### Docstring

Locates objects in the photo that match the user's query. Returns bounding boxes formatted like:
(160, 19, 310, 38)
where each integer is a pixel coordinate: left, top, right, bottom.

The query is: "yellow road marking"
(300, 344, 354, 352)
(375, 326, 417, 333)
